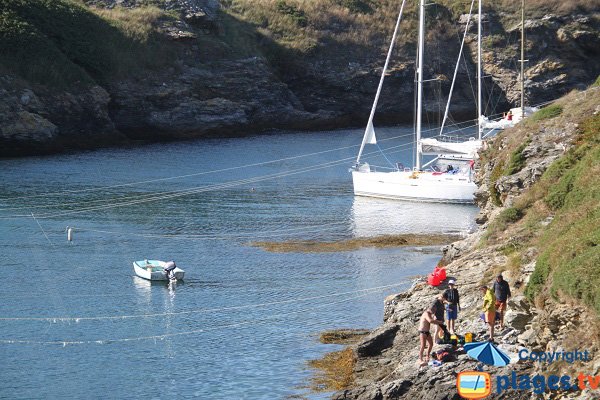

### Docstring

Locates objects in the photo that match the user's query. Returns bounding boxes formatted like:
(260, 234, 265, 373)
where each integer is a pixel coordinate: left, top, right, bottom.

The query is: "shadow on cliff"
(0, 0, 174, 89)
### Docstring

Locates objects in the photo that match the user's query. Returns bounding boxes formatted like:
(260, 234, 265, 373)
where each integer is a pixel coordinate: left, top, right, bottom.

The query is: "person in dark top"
(431, 295, 446, 341)
(493, 274, 512, 329)
(443, 280, 460, 334)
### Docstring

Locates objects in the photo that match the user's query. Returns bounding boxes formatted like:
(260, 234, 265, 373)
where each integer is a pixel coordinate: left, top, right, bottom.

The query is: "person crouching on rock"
(431, 294, 446, 341)
(480, 285, 496, 342)
(418, 308, 446, 366)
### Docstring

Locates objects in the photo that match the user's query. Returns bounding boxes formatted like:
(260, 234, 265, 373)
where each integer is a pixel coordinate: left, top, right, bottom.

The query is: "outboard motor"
(163, 261, 177, 280)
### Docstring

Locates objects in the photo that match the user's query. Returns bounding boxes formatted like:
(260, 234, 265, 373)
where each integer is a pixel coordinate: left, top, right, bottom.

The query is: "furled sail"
(420, 138, 482, 157)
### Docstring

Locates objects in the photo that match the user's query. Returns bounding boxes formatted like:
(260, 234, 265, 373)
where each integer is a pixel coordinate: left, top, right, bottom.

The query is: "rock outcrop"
(107, 57, 331, 140)
(0, 79, 123, 156)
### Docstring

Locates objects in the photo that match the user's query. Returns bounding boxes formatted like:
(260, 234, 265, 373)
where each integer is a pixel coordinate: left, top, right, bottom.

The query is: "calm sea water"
(0, 127, 477, 399)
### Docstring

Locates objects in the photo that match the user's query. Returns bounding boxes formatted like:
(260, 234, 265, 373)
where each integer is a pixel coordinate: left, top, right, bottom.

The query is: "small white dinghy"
(133, 260, 185, 281)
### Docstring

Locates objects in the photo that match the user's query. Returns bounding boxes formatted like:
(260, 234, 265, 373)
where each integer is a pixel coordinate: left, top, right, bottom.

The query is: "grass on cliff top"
(250, 233, 461, 253)
(0, 0, 175, 88)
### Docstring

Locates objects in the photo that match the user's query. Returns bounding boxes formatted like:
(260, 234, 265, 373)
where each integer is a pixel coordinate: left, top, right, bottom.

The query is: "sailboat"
(351, 0, 477, 203)
(480, 0, 537, 132)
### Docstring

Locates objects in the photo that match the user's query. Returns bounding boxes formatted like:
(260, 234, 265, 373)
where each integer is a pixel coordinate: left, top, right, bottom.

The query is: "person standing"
(418, 308, 445, 366)
(443, 280, 460, 334)
(494, 274, 512, 329)
(480, 285, 496, 342)
(431, 295, 446, 342)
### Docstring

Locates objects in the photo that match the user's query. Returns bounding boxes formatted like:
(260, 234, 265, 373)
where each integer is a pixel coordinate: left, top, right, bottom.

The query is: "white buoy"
(67, 227, 73, 242)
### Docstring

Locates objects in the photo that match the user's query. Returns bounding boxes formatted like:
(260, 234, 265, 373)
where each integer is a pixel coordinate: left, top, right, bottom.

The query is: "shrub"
(336, 0, 373, 14)
(525, 254, 551, 300)
(505, 139, 530, 175)
(498, 207, 524, 224)
(545, 168, 576, 210)
(276, 0, 307, 27)
(529, 104, 563, 122)
(489, 161, 505, 206)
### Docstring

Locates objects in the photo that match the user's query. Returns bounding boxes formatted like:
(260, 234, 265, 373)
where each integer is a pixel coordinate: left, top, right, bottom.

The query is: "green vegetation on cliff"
(0, 0, 174, 87)
(528, 104, 563, 123)
(482, 83, 600, 314)
(527, 111, 600, 311)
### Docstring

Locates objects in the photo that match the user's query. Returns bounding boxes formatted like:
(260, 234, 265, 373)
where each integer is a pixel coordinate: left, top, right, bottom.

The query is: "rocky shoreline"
(323, 86, 600, 399)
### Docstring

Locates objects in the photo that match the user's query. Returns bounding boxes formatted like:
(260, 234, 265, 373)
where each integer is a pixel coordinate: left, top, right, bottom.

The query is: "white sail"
(364, 120, 377, 144)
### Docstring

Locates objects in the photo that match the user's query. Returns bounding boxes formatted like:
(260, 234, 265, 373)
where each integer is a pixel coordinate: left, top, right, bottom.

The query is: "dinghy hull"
(133, 260, 185, 281)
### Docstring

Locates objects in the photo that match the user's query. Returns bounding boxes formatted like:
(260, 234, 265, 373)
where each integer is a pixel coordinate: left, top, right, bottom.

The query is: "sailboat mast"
(520, 0, 525, 117)
(477, 0, 482, 140)
(356, 0, 407, 165)
(416, 0, 425, 170)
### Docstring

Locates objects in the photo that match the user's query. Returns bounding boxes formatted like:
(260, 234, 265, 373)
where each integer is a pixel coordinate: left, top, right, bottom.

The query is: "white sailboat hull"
(352, 169, 476, 204)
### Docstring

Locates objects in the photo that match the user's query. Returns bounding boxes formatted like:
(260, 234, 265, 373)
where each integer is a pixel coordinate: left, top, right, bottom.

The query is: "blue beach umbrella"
(464, 341, 511, 366)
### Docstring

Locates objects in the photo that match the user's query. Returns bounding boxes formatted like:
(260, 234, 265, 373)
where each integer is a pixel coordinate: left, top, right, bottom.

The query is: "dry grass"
(223, 0, 598, 62)
(224, 0, 420, 54)
(91, 6, 170, 42)
(320, 329, 370, 344)
(250, 233, 461, 253)
(308, 347, 356, 391)
(498, 0, 599, 17)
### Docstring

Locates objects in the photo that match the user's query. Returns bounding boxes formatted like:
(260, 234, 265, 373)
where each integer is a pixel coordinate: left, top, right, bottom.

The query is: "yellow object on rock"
(465, 332, 473, 343)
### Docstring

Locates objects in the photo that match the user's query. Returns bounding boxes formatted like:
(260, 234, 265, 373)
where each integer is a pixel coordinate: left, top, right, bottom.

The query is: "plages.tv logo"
(456, 371, 491, 399)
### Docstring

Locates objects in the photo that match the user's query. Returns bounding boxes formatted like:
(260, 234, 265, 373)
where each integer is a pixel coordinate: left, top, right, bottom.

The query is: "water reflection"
(350, 196, 478, 237)
(132, 276, 153, 303)
(132, 276, 178, 357)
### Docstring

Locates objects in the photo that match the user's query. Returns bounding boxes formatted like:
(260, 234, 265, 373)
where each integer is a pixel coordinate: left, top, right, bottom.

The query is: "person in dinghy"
(163, 261, 178, 281)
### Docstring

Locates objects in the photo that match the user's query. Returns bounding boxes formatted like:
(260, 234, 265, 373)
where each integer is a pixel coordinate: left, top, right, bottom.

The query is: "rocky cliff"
(326, 84, 600, 399)
(0, 0, 598, 156)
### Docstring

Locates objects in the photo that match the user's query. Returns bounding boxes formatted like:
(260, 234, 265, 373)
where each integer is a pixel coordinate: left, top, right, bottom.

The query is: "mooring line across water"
(0, 286, 403, 345)
(0, 280, 411, 323)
